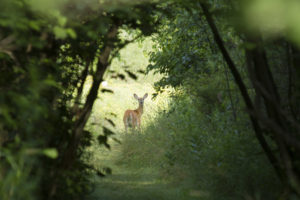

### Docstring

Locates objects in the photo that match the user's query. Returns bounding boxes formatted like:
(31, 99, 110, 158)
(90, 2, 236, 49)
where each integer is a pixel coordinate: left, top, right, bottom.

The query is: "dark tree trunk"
(63, 25, 119, 169)
(72, 60, 91, 117)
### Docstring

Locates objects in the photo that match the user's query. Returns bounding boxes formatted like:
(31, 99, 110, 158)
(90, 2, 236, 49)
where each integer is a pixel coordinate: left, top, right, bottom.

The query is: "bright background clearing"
(83, 36, 189, 200)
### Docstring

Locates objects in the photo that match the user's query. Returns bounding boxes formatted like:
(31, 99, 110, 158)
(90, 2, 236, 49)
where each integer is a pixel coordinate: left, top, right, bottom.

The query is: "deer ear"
(143, 93, 148, 99)
(134, 94, 139, 99)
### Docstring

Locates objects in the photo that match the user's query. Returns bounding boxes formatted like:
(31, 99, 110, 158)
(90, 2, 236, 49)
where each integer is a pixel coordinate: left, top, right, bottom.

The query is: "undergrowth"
(118, 89, 282, 200)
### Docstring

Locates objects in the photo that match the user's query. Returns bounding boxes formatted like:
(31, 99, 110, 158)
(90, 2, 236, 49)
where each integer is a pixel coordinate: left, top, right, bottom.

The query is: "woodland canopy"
(0, 0, 300, 199)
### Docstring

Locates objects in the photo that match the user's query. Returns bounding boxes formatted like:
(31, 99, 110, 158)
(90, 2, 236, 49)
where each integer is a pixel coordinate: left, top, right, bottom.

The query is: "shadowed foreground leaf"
(125, 70, 138, 80)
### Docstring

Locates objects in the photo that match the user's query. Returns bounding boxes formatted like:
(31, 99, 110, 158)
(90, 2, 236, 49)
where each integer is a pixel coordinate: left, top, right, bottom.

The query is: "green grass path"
(85, 140, 202, 200)
(84, 37, 203, 200)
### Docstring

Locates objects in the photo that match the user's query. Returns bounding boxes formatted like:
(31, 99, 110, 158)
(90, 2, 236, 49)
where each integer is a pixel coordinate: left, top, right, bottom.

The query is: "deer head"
(134, 93, 148, 107)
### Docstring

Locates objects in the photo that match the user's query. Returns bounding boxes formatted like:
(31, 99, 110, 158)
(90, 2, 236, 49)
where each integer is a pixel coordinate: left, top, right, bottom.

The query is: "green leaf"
(97, 135, 107, 144)
(29, 21, 40, 31)
(43, 148, 58, 159)
(101, 89, 114, 94)
(58, 16, 67, 27)
(53, 26, 67, 39)
(44, 78, 62, 89)
(66, 28, 77, 39)
(103, 127, 115, 136)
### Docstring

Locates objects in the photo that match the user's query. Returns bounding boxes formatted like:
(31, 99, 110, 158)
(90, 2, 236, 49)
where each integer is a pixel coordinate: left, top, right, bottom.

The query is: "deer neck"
(136, 104, 143, 115)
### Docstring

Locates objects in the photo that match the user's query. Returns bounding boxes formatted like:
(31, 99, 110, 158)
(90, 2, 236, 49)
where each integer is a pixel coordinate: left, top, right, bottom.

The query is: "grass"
(83, 36, 198, 200)
(85, 140, 201, 200)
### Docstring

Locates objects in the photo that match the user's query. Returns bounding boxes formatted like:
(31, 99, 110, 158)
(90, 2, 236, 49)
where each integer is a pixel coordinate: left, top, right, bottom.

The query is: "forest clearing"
(1, 0, 300, 200)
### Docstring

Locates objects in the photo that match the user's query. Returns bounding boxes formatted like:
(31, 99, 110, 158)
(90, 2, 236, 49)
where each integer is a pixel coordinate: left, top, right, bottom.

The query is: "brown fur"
(123, 93, 148, 132)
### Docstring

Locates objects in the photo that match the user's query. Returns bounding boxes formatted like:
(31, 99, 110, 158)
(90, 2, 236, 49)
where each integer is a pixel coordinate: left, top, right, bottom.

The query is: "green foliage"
(116, 1, 292, 199)
(148, 2, 244, 92)
(119, 88, 281, 199)
(94, 0, 299, 198)
(0, 1, 70, 198)
(1, 0, 300, 199)
(149, 6, 211, 88)
(0, 140, 39, 200)
(0, 0, 162, 199)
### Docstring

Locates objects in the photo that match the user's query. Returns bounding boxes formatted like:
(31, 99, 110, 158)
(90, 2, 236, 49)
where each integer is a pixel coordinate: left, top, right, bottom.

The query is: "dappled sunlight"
(86, 37, 169, 134)
(84, 33, 193, 200)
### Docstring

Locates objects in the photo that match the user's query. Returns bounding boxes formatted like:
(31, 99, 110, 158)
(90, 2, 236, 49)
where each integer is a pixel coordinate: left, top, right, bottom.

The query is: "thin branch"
(60, 25, 119, 170)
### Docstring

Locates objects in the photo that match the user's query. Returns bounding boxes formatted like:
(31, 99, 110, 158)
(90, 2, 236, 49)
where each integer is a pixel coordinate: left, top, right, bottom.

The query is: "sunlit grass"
(82, 35, 197, 200)
(83, 36, 173, 170)
(84, 37, 170, 136)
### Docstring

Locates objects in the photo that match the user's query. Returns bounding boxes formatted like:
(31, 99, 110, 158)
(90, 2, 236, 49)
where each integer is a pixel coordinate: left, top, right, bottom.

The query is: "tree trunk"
(63, 25, 118, 169)
(72, 60, 91, 117)
(199, 1, 300, 196)
(246, 36, 300, 195)
(199, 2, 284, 182)
(48, 25, 119, 199)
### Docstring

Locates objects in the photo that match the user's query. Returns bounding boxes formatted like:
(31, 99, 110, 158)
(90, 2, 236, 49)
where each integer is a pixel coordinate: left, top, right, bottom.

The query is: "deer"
(123, 93, 148, 132)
